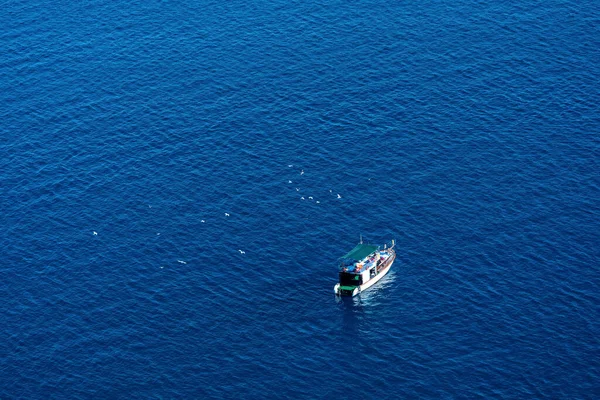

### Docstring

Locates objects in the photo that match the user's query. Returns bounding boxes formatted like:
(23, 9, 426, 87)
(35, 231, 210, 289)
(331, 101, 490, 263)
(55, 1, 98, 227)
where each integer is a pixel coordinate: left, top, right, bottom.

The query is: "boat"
(334, 239, 396, 297)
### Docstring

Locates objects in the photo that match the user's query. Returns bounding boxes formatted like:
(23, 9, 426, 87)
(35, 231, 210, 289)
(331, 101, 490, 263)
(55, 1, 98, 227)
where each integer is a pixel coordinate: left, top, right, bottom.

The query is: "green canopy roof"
(342, 243, 378, 261)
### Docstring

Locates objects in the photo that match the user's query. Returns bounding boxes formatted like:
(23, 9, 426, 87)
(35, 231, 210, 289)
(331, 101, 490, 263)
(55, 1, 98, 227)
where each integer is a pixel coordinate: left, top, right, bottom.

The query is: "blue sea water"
(1, 0, 600, 398)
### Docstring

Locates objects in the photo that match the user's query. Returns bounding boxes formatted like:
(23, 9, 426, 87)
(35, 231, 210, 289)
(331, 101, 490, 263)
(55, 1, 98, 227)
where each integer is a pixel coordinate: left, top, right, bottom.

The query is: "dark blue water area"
(1, 0, 600, 398)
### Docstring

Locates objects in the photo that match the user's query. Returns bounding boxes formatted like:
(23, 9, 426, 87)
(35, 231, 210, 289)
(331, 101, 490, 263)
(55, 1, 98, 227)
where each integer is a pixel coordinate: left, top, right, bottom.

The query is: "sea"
(1, 0, 599, 398)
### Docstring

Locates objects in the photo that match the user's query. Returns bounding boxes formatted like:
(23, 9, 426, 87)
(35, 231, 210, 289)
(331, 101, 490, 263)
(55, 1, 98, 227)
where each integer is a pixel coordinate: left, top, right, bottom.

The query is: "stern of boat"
(334, 284, 360, 297)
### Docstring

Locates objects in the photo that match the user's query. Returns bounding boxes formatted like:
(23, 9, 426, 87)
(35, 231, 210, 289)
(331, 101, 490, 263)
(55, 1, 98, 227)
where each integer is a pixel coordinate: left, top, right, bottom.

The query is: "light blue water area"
(1, 0, 599, 398)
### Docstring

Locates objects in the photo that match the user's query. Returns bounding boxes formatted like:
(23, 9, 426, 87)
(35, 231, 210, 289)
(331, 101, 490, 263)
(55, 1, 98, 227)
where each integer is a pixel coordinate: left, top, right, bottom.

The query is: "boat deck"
(340, 250, 393, 274)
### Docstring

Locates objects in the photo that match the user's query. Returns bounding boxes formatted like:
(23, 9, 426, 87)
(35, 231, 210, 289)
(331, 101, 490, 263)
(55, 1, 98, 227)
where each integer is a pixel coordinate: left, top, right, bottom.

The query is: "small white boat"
(334, 239, 396, 297)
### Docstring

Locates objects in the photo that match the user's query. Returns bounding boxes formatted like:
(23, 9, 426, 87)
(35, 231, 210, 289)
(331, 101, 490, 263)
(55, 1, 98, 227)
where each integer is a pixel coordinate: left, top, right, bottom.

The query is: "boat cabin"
(337, 243, 382, 295)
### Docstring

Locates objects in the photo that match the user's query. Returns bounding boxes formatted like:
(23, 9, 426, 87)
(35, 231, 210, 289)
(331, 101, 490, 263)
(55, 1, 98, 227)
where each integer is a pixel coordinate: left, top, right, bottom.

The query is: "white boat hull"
(358, 259, 393, 293)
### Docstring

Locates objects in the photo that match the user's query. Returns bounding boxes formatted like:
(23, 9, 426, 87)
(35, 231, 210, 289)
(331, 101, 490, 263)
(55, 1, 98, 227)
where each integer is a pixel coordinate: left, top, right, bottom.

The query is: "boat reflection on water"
(336, 270, 397, 337)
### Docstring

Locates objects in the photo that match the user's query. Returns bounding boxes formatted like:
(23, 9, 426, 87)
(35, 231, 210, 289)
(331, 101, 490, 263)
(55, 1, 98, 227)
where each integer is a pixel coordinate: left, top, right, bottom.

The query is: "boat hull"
(357, 251, 395, 294)
(358, 256, 394, 293)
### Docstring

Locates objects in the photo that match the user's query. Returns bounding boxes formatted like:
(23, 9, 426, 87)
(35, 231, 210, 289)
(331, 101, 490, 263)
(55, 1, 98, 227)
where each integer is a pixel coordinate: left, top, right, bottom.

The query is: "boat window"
(339, 272, 361, 286)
